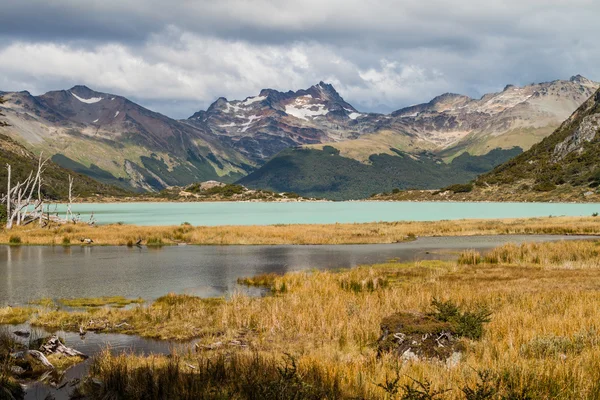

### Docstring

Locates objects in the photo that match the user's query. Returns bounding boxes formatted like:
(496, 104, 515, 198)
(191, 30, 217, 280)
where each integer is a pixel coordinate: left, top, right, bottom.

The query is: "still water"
(51, 201, 600, 226)
(0, 235, 593, 306)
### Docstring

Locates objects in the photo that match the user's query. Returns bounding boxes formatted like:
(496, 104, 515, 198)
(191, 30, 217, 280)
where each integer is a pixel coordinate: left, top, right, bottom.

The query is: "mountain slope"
(0, 133, 127, 199)
(305, 75, 599, 161)
(239, 145, 521, 200)
(475, 87, 600, 199)
(375, 87, 600, 202)
(0, 86, 253, 191)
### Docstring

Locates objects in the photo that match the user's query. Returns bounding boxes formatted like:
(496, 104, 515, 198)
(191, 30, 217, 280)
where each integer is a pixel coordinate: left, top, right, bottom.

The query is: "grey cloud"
(1, 0, 600, 118)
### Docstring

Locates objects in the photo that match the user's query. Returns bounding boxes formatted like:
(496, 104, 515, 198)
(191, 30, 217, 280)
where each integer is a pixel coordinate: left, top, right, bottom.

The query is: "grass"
(1, 216, 600, 246)
(0, 306, 35, 324)
(6, 240, 600, 397)
(58, 296, 144, 308)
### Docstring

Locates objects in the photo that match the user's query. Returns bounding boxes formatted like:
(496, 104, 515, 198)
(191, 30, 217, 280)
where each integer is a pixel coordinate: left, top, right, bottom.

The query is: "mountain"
(2, 77, 596, 199)
(373, 86, 600, 202)
(304, 75, 599, 161)
(0, 86, 253, 192)
(0, 133, 127, 200)
(473, 86, 600, 201)
(186, 82, 369, 163)
(239, 76, 599, 199)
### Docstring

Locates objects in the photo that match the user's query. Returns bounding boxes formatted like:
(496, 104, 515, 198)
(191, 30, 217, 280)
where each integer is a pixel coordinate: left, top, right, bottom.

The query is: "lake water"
(50, 201, 600, 226)
(0, 235, 593, 306)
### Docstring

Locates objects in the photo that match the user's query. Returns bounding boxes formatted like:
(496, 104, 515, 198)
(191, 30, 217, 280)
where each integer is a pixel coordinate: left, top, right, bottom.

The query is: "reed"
(1, 216, 600, 246)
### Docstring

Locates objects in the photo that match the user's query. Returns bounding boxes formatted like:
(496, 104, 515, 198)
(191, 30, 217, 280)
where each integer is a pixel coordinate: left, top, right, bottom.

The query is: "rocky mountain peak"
(570, 74, 592, 85)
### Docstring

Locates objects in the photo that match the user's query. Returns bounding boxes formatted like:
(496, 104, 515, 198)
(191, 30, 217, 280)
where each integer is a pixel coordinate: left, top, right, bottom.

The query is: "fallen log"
(11, 350, 54, 369)
(40, 336, 88, 359)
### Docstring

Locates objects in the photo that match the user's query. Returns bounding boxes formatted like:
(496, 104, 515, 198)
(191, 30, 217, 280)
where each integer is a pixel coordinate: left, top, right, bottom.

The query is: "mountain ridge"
(0, 86, 253, 192)
(2, 76, 598, 199)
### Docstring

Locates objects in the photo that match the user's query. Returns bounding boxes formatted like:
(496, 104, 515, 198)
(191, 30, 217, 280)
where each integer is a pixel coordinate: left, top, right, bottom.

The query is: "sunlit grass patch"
(58, 296, 144, 308)
(0, 306, 35, 324)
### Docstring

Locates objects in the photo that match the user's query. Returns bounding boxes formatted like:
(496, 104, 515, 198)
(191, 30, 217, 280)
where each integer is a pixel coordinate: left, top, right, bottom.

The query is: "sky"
(0, 0, 599, 119)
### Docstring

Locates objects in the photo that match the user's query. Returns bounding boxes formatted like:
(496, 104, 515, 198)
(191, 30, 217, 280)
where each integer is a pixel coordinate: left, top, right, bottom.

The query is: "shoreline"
(74, 197, 600, 204)
(2, 216, 600, 246)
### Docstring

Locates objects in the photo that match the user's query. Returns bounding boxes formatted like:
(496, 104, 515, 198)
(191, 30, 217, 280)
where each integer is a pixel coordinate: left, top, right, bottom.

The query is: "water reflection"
(0, 235, 594, 305)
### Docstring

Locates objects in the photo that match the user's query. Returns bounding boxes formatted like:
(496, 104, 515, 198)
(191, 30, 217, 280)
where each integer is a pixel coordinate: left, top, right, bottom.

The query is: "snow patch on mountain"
(285, 95, 329, 120)
(239, 115, 261, 133)
(114, 111, 120, 118)
(241, 96, 267, 107)
(225, 103, 243, 114)
(71, 92, 103, 104)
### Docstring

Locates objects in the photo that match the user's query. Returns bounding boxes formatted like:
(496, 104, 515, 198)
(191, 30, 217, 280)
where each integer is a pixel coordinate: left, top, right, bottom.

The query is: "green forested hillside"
(239, 146, 521, 200)
(0, 134, 129, 199)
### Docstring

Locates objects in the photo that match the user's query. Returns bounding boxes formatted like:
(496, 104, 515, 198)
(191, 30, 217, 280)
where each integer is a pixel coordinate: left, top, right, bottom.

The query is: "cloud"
(1, 0, 600, 117)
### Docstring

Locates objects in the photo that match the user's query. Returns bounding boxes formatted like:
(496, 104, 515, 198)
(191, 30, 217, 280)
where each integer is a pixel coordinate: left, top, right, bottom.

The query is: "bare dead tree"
(3, 153, 57, 228)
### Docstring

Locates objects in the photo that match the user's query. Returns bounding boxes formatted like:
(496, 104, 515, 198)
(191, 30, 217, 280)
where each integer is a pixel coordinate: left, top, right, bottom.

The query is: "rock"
(13, 329, 30, 338)
(584, 191, 594, 197)
(377, 312, 464, 364)
(10, 365, 25, 375)
(445, 351, 462, 368)
(553, 114, 600, 161)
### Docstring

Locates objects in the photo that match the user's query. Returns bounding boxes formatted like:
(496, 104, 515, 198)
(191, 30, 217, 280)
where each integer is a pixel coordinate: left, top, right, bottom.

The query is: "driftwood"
(40, 336, 88, 359)
(11, 350, 54, 369)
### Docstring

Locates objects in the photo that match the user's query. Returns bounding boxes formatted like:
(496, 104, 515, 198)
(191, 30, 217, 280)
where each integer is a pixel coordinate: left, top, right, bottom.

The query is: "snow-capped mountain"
(186, 82, 369, 162)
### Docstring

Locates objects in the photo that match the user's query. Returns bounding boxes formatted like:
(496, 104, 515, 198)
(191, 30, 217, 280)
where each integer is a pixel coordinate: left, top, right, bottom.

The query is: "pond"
(0, 235, 593, 306)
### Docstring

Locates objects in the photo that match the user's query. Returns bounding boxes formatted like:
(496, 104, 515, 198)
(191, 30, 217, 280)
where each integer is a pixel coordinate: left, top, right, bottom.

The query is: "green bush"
(430, 298, 492, 340)
(8, 235, 21, 244)
(62, 236, 71, 245)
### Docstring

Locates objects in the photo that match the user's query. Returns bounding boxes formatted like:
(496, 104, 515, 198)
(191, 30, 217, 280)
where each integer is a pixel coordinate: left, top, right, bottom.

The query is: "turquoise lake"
(52, 201, 600, 226)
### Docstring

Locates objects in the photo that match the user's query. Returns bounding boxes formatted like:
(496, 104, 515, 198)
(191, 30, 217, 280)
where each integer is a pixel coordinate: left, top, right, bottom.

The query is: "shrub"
(532, 182, 556, 192)
(392, 188, 401, 194)
(430, 298, 492, 340)
(62, 236, 71, 245)
(462, 370, 498, 400)
(444, 183, 473, 193)
(8, 235, 21, 244)
(400, 378, 450, 400)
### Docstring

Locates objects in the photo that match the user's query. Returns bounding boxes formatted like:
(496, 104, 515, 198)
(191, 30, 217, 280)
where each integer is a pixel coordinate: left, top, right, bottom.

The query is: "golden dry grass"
(2, 216, 600, 246)
(6, 239, 600, 398)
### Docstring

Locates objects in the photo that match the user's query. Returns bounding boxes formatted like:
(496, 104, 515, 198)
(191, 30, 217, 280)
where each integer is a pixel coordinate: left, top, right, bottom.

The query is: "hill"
(0, 133, 128, 200)
(238, 145, 521, 200)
